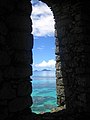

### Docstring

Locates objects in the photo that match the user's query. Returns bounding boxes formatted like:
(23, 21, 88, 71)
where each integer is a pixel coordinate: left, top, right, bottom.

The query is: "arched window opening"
(31, 0, 66, 114)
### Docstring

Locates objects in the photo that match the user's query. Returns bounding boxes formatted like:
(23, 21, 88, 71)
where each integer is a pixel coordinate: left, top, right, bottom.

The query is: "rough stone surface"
(7, 32, 33, 50)
(8, 96, 32, 112)
(0, 0, 33, 119)
(17, 81, 32, 96)
(0, 0, 90, 120)
(54, 0, 90, 114)
(4, 65, 32, 78)
(0, 82, 16, 99)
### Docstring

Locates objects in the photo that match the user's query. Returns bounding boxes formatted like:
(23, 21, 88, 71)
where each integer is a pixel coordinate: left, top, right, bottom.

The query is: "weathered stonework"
(0, 0, 90, 120)
(0, 0, 33, 119)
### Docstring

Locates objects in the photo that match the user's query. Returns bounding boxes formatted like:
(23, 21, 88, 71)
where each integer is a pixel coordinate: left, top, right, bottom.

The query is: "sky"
(31, 0, 55, 71)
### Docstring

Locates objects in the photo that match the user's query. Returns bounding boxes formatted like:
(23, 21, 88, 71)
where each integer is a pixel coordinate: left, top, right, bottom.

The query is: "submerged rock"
(51, 105, 66, 113)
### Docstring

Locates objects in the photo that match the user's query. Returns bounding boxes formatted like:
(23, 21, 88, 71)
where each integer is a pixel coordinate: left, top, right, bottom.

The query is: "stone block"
(85, 45, 90, 52)
(59, 27, 66, 37)
(0, 51, 11, 65)
(4, 65, 32, 78)
(57, 95, 65, 105)
(65, 87, 75, 99)
(56, 70, 63, 78)
(56, 86, 65, 96)
(0, 20, 8, 35)
(76, 98, 86, 108)
(8, 32, 33, 50)
(17, 0, 32, 14)
(0, 0, 15, 15)
(0, 82, 16, 100)
(8, 96, 32, 112)
(59, 19, 71, 27)
(0, 35, 6, 46)
(77, 93, 86, 102)
(56, 55, 60, 62)
(77, 77, 86, 86)
(17, 81, 32, 96)
(56, 78, 64, 86)
(74, 26, 83, 33)
(0, 100, 7, 105)
(6, 14, 32, 32)
(61, 46, 68, 54)
(14, 50, 32, 64)
(74, 45, 84, 52)
(75, 14, 81, 21)
(62, 36, 72, 45)
(0, 106, 8, 120)
(55, 46, 60, 55)
(56, 61, 61, 70)
(75, 67, 85, 74)
(55, 38, 60, 46)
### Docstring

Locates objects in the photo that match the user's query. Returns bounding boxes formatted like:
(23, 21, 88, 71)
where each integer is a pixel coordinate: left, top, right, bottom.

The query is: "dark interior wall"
(0, 0, 90, 120)
(0, 0, 33, 119)
(53, 1, 87, 112)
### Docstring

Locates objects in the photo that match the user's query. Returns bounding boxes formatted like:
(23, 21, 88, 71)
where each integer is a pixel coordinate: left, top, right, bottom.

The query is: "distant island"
(42, 69, 51, 71)
(34, 69, 51, 72)
(34, 70, 38, 72)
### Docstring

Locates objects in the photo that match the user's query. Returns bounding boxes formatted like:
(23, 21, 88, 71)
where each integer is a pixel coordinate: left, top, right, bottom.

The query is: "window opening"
(31, 0, 58, 114)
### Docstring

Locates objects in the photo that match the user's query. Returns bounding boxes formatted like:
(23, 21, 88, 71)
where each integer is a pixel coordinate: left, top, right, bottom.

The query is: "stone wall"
(54, 0, 86, 112)
(0, 0, 90, 120)
(47, 0, 90, 113)
(55, 28, 65, 106)
(0, 0, 33, 119)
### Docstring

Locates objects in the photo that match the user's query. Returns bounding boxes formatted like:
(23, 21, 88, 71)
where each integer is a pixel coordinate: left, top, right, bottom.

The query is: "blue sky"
(31, 0, 55, 71)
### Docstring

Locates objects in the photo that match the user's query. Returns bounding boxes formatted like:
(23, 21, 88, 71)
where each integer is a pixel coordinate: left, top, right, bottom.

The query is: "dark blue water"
(31, 70, 57, 114)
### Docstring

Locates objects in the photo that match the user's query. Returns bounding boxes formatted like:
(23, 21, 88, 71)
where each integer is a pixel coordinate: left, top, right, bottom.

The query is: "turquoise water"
(31, 71, 58, 114)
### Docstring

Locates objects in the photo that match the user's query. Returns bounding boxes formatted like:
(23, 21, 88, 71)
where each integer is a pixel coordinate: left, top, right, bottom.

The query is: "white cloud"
(31, 1, 55, 37)
(35, 59, 56, 68)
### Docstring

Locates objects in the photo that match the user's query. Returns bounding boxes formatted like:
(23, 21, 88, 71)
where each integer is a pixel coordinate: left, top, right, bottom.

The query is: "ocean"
(31, 70, 57, 114)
